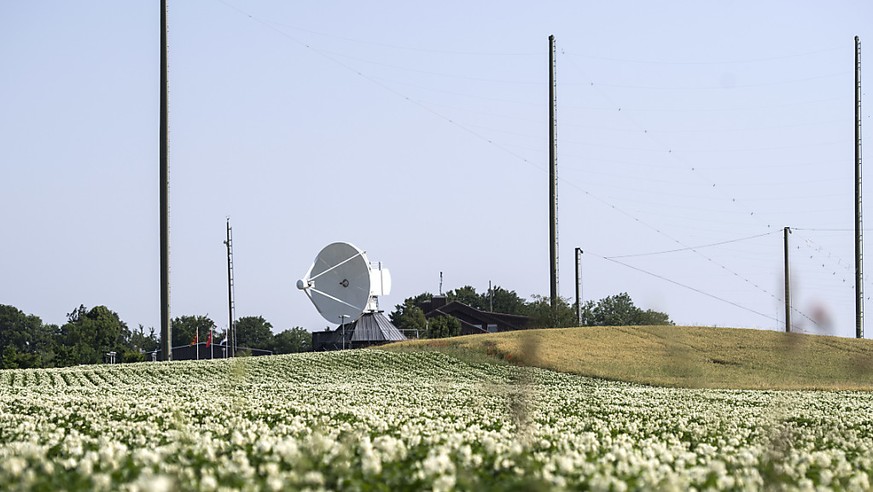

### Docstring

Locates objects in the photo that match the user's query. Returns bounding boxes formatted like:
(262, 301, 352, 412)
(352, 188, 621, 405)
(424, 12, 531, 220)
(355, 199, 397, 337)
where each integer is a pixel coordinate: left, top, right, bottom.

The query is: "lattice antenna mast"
(549, 34, 560, 309)
(225, 218, 237, 356)
(159, 0, 172, 361)
(856, 36, 864, 339)
(575, 248, 583, 326)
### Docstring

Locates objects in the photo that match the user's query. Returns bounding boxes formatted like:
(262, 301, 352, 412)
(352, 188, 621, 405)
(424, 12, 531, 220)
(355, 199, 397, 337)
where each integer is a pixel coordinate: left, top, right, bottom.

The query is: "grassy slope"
(382, 325, 873, 390)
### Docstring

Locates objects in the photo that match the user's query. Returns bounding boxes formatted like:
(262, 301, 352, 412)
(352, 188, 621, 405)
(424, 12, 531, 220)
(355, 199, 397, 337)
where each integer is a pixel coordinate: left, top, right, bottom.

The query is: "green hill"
(383, 325, 873, 390)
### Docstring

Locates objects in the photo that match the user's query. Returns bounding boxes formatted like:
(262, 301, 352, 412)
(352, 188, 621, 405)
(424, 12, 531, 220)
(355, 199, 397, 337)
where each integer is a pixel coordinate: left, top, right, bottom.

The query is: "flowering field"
(1, 350, 872, 491)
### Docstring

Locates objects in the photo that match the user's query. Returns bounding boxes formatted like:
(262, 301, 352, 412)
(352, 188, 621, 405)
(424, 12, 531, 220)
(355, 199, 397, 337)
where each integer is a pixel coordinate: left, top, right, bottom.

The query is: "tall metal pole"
(784, 227, 791, 333)
(856, 35, 864, 339)
(225, 218, 236, 357)
(549, 34, 559, 309)
(575, 248, 583, 326)
(159, 0, 172, 361)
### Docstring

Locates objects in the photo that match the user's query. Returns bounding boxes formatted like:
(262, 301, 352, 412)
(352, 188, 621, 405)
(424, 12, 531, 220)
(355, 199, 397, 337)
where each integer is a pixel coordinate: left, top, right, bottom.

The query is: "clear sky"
(1, 1, 871, 338)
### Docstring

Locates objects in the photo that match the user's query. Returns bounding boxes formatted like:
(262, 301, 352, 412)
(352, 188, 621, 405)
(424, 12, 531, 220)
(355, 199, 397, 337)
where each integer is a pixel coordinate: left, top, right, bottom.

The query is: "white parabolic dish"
(297, 242, 391, 324)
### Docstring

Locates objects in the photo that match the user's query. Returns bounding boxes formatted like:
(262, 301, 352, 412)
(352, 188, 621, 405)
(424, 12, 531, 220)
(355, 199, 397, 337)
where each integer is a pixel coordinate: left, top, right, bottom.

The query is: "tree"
(389, 300, 427, 337)
(406, 292, 434, 306)
(271, 327, 311, 354)
(592, 293, 638, 326)
(579, 300, 597, 326)
(123, 324, 159, 361)
(0, 305, 56, 368)
(446, 286, 484, 310)
(56, 305, 129, 366)
(635, 309, 672, 326)
(584, 293, 673, 326)
(481, 285, 527, 315)
(426, 315, 461, 339)
(524, 295, 577, 328)
(171, 315, 217, 348)
(235, 316, 274, 351)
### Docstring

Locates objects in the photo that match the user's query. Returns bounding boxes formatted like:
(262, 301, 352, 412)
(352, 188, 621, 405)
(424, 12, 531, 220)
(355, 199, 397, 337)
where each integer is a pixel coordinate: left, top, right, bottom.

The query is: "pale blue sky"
(1, 1, 871, 338)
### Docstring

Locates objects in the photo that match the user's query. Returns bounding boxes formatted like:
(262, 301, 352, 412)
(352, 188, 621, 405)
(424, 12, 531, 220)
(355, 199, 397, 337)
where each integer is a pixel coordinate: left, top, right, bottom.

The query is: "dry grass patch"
(383, 325, 873, 390)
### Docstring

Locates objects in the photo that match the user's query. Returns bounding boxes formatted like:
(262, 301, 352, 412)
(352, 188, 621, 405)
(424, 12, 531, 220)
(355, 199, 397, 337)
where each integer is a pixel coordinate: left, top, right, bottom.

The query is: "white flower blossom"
(0, 350, 871, 490)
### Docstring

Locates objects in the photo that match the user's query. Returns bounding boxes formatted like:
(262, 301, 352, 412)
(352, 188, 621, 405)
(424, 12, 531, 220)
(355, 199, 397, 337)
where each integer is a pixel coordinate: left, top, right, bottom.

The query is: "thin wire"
(561, 136, 848, 154)
(560, 49, 855, 308)
(560, 49, 855, 294)
(216, 0, 820, 327)
(213, 0, 546, 173)
(316, 49, 541, 85)
(260, 19, 538, 57)
(563, 47, 844, 66)
(793, 228, 873, 232)
(560, 95, 843, 113)
(590, 252, 782, 324)
(258, 16, 806, 318)
(606, 231, 778, 259)
(792, 230, 856, 277)
(563, 71, 850, 91)
(562, 117, 848, 135)
(791, 229, 872, 294)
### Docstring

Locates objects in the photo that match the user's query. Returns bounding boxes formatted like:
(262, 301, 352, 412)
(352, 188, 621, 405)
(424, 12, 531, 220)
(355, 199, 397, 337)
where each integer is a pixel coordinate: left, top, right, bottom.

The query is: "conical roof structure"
(351, 311, 406, 342)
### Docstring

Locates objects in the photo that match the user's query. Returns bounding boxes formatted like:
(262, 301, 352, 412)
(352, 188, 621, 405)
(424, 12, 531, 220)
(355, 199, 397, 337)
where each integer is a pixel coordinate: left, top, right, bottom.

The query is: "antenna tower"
(225, 218, 237, 356)
(549, 34, 559, 309)
(784, 227, 791, 333)
(856, 35, 864, 339)
(575, 248, 583, 326)
(159, 0, 171, 361)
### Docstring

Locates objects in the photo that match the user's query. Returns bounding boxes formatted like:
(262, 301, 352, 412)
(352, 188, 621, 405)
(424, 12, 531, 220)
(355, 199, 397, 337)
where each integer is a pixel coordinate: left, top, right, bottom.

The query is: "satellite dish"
(297, 242, 392, 324)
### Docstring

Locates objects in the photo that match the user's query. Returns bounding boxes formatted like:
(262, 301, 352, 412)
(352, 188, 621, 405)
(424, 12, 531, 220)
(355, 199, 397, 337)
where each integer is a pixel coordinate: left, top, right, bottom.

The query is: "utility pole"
(784, 227, 791, 333)
(856, 35, 864, 339)
(159, 0, 172, 361)
(549, 34, 559, 309)
(488, 280, 493, 312)
(224, 218, 236, 357)
(575, 248, 583, 326)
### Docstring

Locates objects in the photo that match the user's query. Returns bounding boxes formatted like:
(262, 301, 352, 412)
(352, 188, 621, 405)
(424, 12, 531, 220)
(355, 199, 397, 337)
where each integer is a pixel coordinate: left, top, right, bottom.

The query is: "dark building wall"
(312, 330, 346, 352)
(311, 329, 395, 351)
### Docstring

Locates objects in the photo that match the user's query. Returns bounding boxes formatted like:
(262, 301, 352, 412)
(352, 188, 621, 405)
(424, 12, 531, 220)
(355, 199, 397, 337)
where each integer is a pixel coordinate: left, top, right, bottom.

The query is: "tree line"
(2, 286, 671, 367)
(0, 304, 310, 369)
(389, 285, 672, 339)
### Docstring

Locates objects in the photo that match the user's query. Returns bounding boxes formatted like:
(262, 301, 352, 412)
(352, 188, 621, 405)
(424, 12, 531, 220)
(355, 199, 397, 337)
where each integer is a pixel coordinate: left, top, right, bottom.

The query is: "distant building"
(419, 296, 533, 335)
(312, 311, 407, 351)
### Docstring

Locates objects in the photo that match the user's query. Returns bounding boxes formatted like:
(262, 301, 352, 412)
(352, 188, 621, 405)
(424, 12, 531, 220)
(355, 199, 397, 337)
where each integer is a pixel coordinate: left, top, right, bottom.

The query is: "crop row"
(1, 350, 872, 490)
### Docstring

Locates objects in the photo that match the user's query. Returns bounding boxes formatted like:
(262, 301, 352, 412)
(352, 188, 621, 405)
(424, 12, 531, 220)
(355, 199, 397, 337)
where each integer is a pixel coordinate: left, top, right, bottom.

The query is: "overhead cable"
(605, 231, 778, 259)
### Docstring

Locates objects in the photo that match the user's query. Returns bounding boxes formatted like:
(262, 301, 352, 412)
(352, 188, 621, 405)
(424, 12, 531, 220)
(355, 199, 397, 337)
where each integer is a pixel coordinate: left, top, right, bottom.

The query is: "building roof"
(351, 311, 407, 342)
(423, 300, 533, 332)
